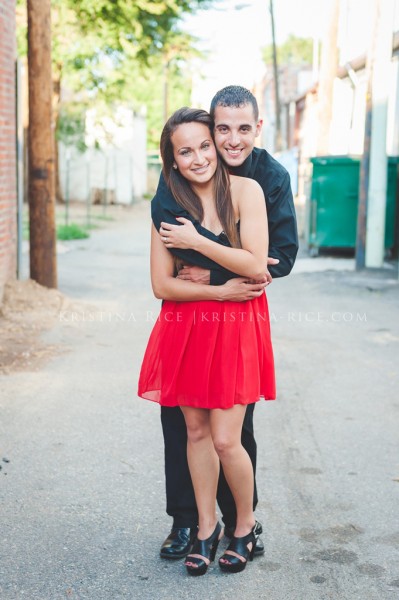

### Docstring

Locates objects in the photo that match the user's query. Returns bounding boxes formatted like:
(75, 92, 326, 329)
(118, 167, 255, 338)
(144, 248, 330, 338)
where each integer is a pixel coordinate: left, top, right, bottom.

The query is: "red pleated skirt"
(138, 293, 275, 409)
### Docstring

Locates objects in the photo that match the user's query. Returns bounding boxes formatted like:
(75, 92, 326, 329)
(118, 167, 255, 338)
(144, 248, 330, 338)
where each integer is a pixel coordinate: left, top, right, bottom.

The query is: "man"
(151, 85, 298, 559)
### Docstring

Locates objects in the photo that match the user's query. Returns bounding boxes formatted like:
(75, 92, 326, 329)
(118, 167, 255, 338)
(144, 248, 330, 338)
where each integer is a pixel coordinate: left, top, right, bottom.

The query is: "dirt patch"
(0, 279, 80, 374)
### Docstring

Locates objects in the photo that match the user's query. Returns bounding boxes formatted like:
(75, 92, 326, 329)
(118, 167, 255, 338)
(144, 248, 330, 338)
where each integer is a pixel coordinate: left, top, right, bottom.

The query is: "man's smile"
(225, 148, 243, 157)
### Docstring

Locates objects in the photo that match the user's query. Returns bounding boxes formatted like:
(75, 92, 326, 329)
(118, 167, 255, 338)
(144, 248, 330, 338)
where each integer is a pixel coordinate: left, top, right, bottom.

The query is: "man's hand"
(268, 256, 279, 267)
(220, 277, 268, 302)
(263, 256, 279, 286)
(178, 256, 279, 287)
(177, 265, 210, 285)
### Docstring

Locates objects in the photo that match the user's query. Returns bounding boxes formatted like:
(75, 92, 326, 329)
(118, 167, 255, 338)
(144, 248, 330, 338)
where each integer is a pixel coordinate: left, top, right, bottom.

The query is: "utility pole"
(312, 35, 319, 83)
(316, 0, 340, 156)
(269, 0, 282, 152)
(27, 0, 57, 288)
(163, 58, 169, 124)
(365, 0, 394, 268)
(356, 81, 372, 270)
(356, 1, 377, 270)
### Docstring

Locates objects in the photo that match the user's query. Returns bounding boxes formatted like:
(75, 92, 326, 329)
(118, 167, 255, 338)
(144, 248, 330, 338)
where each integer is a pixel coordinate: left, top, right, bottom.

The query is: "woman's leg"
(180, 406, 220, 567)
(217, 403, 258, 528)
(210, 404, 255, 563)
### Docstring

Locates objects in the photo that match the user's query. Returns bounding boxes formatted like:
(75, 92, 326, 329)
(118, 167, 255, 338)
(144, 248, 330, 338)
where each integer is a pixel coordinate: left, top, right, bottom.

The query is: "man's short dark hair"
(210, 85, 259, 121)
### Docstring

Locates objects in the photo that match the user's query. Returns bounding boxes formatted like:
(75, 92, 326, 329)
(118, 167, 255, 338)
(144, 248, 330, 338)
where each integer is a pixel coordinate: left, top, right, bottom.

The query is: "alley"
(1, 202, 398, 600)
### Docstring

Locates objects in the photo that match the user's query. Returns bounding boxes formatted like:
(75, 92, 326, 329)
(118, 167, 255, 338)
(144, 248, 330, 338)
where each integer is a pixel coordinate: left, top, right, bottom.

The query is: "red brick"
(0, 0, 17, 299)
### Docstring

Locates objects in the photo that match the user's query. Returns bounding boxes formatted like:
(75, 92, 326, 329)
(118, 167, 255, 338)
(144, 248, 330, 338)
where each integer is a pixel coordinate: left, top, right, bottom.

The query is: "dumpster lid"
(310, 155, 399, 166)
(310, 155, 361, 165)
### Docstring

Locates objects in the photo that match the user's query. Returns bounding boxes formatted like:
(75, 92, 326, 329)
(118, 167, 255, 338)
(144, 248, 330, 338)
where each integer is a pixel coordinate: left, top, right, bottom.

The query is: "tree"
(90, 30, 201, 147)
(262, 34, 313, 66)
(17, 0, 210, 197)
(71, 0, 209, 62)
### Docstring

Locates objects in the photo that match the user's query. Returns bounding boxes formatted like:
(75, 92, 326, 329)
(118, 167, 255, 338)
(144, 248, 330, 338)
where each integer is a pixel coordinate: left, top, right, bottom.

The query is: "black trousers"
(161, 404, 258, 529)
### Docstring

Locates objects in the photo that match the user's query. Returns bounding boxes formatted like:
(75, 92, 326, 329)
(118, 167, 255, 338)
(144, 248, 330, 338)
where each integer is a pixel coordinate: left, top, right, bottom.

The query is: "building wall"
(0, 0, 17, 301)
(258, 65, 313, 154)
(59, 108, 147, 204)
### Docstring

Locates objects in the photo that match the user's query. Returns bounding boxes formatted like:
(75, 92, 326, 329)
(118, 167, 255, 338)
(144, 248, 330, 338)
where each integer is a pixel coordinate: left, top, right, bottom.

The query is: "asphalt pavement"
(1, 201, 399, 600)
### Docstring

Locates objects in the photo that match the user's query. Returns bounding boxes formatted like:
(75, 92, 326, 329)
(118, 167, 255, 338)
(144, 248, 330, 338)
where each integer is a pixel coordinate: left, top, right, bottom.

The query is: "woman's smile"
(191, 163, 210, 174)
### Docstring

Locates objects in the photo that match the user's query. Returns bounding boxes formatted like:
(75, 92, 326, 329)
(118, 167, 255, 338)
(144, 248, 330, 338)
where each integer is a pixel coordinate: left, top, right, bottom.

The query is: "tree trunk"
(27, 0, 57, 288)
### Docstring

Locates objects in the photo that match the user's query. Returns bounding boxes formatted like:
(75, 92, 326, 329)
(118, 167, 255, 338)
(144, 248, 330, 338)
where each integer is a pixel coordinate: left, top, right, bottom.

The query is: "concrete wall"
(0, 0, 17, 301)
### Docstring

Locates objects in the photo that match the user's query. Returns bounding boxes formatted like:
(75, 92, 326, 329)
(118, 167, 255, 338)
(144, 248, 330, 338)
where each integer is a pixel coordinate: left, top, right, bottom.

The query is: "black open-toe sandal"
(184, 522, 223, 576)
(219, 521, 262, 574)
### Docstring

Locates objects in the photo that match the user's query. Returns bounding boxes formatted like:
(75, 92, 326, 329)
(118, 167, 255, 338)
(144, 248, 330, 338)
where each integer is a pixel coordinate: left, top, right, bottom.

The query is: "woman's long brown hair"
(160, 107, 240, 249)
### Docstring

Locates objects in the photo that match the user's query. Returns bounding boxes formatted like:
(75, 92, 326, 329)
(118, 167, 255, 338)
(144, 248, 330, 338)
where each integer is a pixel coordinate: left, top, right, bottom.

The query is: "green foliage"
(16, 0, 208, 151)
(66, 0, 209, 63)
(57, 106, 87, 153)
(263, 34, 313, 66)
(94, 215, 115, 221)
(85, 223, 100, 230)
(16, 1, 27, 55)
(98, 32, 197, 148)
(57, 223, 90, 240)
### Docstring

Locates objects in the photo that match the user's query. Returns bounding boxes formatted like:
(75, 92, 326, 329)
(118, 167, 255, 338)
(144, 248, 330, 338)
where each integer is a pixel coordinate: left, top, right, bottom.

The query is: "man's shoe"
(224, 522, 265, 557)
(160, 527, 196, 559)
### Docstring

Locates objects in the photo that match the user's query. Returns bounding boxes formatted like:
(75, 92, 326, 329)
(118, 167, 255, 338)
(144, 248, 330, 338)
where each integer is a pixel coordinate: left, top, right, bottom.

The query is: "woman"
(138, 107, 275, 576)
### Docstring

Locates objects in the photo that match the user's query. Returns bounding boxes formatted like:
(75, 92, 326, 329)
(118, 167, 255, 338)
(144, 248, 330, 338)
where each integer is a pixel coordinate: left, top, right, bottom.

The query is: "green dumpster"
(307, 155, 399, 255)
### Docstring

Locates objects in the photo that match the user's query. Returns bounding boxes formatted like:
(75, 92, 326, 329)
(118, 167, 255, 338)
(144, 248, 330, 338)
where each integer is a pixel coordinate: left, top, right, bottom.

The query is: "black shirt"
(151, 147, 299, 285)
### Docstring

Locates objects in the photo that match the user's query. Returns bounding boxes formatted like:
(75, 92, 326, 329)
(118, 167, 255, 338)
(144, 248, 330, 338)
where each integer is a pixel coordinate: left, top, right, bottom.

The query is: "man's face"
(213, 103, 263, 167)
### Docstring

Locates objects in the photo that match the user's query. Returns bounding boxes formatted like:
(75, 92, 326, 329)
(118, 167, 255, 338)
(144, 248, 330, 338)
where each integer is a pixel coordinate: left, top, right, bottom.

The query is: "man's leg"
(160, 406, 198, 558)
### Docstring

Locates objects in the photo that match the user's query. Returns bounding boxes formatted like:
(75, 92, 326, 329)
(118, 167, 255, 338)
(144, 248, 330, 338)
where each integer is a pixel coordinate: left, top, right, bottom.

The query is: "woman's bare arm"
(150, 224, 266, 302)
(160, 178, 268, 280)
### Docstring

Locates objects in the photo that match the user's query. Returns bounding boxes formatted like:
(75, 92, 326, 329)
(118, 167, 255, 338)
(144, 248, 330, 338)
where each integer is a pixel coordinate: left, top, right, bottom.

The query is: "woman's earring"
(173, 163, 177, 170)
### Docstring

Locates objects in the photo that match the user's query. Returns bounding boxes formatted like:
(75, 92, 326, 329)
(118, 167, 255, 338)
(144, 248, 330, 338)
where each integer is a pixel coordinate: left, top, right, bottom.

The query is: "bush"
(57, 223, 90, 240)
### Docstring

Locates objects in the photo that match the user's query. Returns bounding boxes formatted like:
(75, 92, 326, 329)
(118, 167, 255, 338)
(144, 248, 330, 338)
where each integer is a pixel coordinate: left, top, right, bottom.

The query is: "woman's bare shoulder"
(230, 175, 264, 211)
(230, 174, 263, 195)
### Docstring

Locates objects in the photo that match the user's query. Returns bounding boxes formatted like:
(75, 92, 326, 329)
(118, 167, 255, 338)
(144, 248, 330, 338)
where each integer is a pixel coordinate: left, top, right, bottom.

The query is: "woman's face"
(171, 122, 218, 185)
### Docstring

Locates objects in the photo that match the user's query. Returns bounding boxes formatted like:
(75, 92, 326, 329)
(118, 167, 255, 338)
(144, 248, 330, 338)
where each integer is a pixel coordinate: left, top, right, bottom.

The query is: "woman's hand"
(159, 217, 201, 250)
(220, 277, 267, 302)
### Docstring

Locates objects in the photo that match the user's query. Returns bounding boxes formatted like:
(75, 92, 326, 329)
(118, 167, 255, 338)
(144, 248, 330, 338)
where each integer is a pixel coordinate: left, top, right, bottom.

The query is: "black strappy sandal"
(218, 521, 262, 574)
(184, 522, 223, 576)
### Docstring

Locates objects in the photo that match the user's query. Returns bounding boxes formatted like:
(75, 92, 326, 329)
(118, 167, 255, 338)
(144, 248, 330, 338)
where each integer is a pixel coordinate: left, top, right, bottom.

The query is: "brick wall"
(0, 0, 17, 302)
